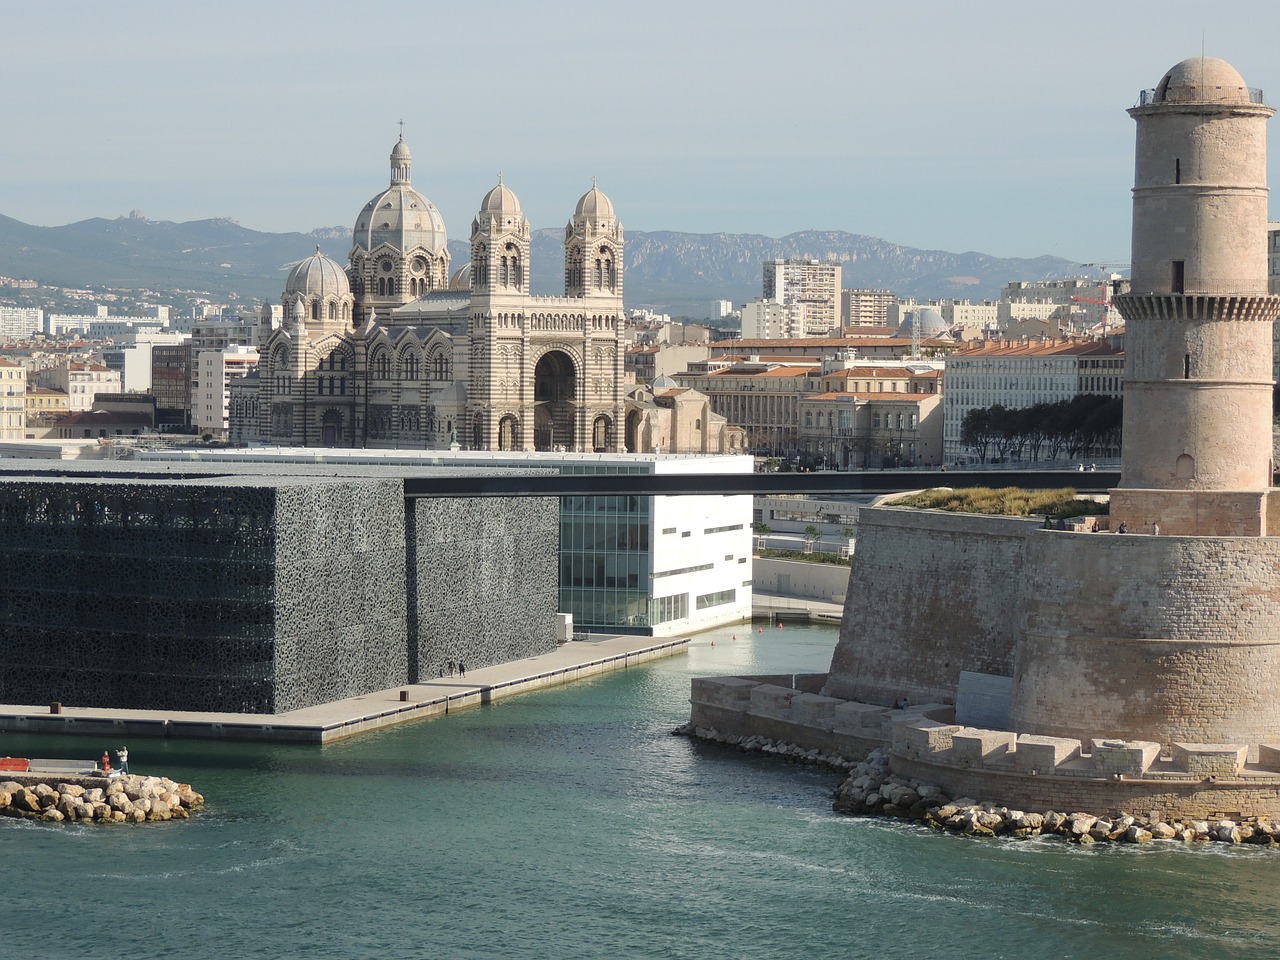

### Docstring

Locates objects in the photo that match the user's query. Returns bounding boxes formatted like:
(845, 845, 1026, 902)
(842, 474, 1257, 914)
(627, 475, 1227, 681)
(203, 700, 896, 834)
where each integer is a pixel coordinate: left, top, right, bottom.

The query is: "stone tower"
(1111, 57, 1280, 535)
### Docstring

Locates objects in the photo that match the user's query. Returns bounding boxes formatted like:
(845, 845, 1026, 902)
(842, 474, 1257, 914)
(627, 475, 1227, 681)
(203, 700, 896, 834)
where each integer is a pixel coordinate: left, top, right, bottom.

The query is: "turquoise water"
(3, 622, 1278, 960)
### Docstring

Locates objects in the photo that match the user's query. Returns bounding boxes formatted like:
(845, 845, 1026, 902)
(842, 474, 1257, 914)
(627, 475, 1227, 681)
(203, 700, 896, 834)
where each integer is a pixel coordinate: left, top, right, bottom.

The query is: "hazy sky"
(3, 0, 1278, 263)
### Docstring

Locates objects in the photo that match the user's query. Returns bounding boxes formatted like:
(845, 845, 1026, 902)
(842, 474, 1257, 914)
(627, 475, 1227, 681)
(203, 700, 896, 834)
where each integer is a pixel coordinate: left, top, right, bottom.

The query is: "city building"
(24, 385, 69, 428)
(0, 359, 27, 440)
(942, 337, 1123, 463)
(739, 299, 787, 339)
(762, 259, 842, 337)
(150, 343, 193, 430)
(797, 361, 943, 469)
(0, 307, 43, 339)
(841, 289, 897, 329)
(37, 360, 121, 412)
(194, 344, 259, 439)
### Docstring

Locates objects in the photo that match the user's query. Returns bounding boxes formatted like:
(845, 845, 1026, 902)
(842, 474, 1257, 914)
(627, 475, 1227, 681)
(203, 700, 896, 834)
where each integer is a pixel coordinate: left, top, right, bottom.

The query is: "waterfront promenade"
(0, 634, 689, 744)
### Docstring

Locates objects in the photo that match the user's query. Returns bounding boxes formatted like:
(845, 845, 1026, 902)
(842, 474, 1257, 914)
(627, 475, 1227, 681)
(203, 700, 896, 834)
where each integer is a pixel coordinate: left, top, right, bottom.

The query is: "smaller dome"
(284, 248, 351, 299)
(897, 308, 947, 338)
(1154, 57, 1251, 104)
(651, 374, 678, 391)
(449, 263, 472, 291)
(575, 183, 615, 222)
(479, 181, 522, 220)
(391, 138, 412, 162)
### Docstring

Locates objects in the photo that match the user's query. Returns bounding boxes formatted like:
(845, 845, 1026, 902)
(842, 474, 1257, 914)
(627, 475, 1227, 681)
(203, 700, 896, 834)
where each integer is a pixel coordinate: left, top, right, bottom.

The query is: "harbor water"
(3, 621, 1278, 959)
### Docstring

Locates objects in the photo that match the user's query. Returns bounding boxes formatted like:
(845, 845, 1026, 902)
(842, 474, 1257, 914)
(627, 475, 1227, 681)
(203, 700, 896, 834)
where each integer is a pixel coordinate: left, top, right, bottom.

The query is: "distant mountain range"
(0, 213, 1096, 318)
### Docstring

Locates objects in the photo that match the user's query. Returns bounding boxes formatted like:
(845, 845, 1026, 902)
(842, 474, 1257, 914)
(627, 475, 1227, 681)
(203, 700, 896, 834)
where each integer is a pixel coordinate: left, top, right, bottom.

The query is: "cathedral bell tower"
(1111, 57, 1280, 535)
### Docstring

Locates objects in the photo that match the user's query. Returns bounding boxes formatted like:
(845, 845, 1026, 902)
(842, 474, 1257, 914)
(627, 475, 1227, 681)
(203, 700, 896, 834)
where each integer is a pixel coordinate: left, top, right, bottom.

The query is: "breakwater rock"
(678, 724, 1280, 847)
(0, 775, 204, 824)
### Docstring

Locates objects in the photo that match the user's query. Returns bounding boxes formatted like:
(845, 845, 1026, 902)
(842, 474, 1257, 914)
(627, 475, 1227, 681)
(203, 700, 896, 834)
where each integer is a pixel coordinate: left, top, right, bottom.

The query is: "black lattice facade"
(0, 475, 558, 714)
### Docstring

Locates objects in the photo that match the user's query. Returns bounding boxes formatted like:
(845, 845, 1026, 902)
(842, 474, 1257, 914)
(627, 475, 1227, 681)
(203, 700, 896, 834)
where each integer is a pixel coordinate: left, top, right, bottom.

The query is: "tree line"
(959, 395, 1122, 464)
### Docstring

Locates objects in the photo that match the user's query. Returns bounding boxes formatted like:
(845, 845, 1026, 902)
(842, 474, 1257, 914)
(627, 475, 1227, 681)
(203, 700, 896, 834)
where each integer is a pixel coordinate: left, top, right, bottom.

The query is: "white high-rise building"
(763, 259, 842, 337)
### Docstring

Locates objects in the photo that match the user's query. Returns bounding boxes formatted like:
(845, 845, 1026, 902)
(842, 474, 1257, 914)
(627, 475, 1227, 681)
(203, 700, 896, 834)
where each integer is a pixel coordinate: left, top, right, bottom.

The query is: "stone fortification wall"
(1012, 532, 1280, 745)
(823, 508, 1035, 706)
(690, 675, 1280, 820)
(410, 496, 559, 680)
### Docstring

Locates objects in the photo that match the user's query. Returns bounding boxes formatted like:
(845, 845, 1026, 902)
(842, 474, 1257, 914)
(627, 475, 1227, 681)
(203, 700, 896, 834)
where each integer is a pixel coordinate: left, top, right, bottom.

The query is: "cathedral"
(233, 136, 629, 452)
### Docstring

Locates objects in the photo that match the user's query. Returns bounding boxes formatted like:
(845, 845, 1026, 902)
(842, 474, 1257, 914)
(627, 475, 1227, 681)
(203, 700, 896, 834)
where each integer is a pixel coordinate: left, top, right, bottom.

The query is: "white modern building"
(140, 447, 754, 637)
(0, 307, 43, 339)
(763, 259, 843, 337)
(194, 345, 259, 438)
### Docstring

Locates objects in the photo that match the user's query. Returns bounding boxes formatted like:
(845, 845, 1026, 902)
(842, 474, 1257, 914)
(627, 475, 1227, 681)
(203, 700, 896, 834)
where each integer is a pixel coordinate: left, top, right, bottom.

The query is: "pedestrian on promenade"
(448, 659, 455, 676)
(116, 746, 129, 774)
(459, 659, 466, 678)
(1152, 522, 1160, 536)
(1117, 521, 1127, 534)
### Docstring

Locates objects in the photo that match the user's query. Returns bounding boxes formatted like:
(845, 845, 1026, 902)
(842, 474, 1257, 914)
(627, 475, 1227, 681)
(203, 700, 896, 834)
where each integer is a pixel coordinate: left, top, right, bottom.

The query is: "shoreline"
(0, 635, 690, 745)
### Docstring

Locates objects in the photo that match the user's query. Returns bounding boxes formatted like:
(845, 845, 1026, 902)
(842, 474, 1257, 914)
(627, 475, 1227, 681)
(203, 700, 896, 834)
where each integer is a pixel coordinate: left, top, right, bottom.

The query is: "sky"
(3, 0, 1279, 264)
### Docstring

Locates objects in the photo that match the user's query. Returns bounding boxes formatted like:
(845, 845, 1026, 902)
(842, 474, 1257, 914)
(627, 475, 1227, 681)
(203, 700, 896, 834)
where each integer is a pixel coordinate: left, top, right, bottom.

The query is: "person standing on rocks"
(116, 746, 129, 774)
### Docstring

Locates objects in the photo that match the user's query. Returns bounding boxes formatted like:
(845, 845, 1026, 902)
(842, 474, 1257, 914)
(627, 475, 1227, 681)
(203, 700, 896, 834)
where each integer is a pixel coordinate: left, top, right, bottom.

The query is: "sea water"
(3, 622, 1278, 960)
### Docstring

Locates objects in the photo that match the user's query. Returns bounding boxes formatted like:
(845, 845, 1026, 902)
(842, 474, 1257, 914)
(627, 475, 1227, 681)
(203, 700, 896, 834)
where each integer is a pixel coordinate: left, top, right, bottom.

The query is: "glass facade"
(560, 492, 652, 632)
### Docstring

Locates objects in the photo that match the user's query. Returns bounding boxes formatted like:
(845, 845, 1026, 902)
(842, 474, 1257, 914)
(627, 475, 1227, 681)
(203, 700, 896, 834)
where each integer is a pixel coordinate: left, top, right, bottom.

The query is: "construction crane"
(1070, 295, 1115, 337)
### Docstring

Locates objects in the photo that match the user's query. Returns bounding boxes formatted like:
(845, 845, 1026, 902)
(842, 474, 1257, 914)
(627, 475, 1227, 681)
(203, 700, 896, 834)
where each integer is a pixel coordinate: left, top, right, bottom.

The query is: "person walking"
(1152, 521, 1160, 536)
(458, 659, 466, 678)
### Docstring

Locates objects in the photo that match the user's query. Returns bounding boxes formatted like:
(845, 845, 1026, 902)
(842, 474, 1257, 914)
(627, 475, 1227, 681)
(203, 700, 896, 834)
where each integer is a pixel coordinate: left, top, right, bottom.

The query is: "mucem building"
(0, 460, 559, 713)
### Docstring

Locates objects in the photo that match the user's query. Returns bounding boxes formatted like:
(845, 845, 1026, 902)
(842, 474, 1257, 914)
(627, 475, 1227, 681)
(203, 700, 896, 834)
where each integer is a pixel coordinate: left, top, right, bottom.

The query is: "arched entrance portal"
(592, 415, 613, 453)
(498, 414, 520, 451)
(533, 350, 576, 450)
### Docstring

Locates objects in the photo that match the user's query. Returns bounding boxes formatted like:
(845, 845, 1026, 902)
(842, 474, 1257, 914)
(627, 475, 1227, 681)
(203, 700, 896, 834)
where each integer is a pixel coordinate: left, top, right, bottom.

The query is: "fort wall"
(823, 507, 1035, 706)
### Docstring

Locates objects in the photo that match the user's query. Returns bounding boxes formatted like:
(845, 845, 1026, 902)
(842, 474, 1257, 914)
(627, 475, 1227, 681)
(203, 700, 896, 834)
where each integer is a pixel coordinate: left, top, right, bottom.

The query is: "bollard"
(49, 702, 61, 715)
(399, 690, 409, 702)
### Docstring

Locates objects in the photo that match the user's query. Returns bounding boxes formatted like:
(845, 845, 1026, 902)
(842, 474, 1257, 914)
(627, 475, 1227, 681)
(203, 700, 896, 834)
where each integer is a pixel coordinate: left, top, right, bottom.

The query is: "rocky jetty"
(676, 725, 1280, 847)
(0, 775, 204, 824)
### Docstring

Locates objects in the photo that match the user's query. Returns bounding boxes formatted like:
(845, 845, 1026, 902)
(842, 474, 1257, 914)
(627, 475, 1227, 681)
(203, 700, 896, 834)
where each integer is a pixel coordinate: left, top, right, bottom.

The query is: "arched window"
(311, 301, 320, 321)
(328, 302, 336, 321)
(431, 351, 449, 381)
(400, 352, 420, 381)
(373, 351, 391, 380)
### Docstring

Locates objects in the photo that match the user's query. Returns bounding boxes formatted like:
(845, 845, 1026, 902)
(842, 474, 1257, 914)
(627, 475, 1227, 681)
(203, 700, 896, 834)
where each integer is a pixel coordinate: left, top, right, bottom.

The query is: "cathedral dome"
(574, 183, 615, 222)
(479, 180, 522, 221)
(284, 248, 351, 299)
(352, 138, 448, 256)
(449, 263, 472, 291)
(1153, 57, 1251, 104)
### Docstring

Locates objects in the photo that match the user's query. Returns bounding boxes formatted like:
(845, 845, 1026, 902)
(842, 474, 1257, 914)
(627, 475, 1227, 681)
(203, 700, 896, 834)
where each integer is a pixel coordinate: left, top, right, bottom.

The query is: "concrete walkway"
(0, 635, 688, 745)
(752, 591, 844, 623)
